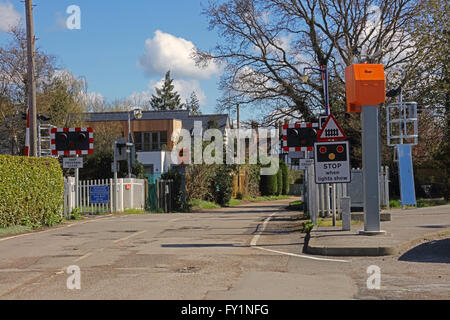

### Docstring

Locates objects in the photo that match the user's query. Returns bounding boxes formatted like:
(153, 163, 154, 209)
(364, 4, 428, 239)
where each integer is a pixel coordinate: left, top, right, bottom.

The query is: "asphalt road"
(0, 199, 448, 300)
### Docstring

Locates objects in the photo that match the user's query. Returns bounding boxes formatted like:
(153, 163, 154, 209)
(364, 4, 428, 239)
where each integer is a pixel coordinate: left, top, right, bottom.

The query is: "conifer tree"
(150, 71, 182, 111)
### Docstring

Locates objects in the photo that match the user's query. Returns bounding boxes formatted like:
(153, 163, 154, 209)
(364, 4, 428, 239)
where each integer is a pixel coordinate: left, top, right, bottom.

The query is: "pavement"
(307, 205, 450, 256)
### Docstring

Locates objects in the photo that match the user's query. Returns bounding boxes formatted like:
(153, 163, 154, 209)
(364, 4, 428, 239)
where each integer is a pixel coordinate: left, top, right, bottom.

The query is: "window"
(134, 132, 142, 151)
(160, 131, 167, 150)
(134, 131, 168, 152)
(143, 132, 151, 151)
(152, 132, 159, 151)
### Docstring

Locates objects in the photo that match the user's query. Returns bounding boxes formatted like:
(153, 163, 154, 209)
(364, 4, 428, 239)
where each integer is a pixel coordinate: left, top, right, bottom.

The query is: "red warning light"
(319, 146, 327, 154)
(336, 145, 344, 153)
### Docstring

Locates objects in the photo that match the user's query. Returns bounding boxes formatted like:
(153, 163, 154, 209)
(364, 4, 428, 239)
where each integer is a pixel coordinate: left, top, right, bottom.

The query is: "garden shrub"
(277, 166, 283, 195)
(212, 165, 234, 206)
(281, 161, 290, 195)
(0, 155, 64, 228)
(260, 173, 278, 196)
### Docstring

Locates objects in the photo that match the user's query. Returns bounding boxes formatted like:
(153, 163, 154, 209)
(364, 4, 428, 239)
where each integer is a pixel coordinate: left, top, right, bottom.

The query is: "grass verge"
(317, 217, 362, 227)
(189, 199, 221, 211)
(389, 198, 450, 209)
(0, 225, 33, 238)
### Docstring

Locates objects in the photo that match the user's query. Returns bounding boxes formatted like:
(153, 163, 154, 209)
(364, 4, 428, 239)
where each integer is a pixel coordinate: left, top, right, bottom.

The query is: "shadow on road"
(399, 238, 450, 263)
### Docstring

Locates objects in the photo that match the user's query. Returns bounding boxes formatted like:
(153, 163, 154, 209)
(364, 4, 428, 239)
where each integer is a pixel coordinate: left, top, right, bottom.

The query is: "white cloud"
(0, 2, 21, 32)
(130, 78, 207, 107)
(138, 30, 221, 80)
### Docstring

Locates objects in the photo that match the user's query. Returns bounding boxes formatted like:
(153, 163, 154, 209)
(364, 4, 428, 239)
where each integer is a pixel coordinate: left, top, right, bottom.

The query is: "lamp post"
(127, 107, 143, 178)
(302, 65, 330, 116)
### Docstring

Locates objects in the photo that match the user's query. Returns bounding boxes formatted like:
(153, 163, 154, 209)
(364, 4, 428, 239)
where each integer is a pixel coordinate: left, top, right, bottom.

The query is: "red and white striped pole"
(24, 107, 30, 156)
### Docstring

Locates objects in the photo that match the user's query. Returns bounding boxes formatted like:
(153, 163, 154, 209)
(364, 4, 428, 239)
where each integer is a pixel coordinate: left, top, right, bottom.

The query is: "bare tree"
(0, 26, 89, 154)
(195, 0, 420, 125)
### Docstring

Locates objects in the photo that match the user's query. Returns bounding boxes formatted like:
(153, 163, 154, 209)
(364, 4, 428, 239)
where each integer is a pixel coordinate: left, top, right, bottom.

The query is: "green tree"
(185, 91, 201, 115)
(277, 166, 283, 196)
(281, 161, 290, 195)
(150, 71, 182, 111)
(79, 150, 145, 181)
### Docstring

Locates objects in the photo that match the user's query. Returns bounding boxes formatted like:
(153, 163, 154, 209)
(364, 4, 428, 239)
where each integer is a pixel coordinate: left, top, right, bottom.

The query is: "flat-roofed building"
(82, 110, 230, 175)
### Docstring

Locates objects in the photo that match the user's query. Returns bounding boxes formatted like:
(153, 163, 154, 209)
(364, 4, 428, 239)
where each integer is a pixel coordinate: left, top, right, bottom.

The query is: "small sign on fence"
(63, 157, 83, 169)
(90, 185, 110, 204)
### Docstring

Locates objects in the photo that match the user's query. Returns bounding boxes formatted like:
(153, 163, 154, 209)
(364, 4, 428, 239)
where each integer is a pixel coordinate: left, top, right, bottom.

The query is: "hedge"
(260, 173, 278, 196)
(277, 167, 283, 195)
(281, 161, 290, 195)
(0, 155, 64, 228)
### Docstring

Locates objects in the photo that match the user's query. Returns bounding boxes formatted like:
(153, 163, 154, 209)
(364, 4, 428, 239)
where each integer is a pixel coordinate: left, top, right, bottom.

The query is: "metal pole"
(128, 112, 132, 178)
(332, 183, 336, 226)
(322, 65, 330, 116)
(341, 197, 351, 231)
(113, 141, 118, 213)
(360, 105, 385, 235)
(25, 0, 37, 156)
(75, 155, 79, 214)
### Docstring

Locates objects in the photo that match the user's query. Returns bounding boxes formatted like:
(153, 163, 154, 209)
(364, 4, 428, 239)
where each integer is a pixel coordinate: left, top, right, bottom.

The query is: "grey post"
(341, 197, 351, 231)
(113, 141, 118, 213)
(75, 154, 79, 216)
(360, 105, 385, 235)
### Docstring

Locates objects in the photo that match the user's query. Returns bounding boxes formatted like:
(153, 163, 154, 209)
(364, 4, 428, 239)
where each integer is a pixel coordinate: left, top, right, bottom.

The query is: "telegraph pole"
(25, 0, 38, 156)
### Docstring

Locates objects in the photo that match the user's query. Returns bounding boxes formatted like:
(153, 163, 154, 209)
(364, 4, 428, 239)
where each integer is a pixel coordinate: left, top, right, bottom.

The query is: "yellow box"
(345, 64, 386, 112)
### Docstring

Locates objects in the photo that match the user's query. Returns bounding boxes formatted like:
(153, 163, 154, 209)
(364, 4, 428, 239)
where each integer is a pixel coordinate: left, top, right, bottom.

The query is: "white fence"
(64, 177, 146, 218)
(305, 166, 390, 225)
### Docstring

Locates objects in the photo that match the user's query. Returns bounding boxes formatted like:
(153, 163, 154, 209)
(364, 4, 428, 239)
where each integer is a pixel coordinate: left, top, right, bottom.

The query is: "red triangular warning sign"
(317, 114, 347, 141)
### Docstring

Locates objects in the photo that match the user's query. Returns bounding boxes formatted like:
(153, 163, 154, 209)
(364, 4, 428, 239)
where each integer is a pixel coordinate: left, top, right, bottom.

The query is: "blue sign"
(90, 186, 110, 204)
(397, 145, 417, 206)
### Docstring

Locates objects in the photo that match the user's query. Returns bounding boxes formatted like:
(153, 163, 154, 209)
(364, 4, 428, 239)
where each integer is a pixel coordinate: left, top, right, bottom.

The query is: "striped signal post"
(24, 108, 30, 156)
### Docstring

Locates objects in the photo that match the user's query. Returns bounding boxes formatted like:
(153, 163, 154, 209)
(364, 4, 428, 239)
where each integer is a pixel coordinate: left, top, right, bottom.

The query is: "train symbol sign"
(317, 114, 347, 141)
(314, 141, 351, 184)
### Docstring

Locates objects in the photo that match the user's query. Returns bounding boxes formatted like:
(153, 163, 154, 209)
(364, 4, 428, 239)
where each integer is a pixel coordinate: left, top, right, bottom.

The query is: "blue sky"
(0, 0, 227, 116)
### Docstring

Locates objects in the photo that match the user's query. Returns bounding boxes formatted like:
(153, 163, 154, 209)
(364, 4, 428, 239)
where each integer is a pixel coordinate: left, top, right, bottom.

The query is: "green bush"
(260, 173, 278, 196)
(0, 155, 64, 228)
(162, 167, 189, 212)
(277, 167, 283, 195)
(281, 162, 290, 195)
(79, 150, 146, 180)
(212, 165, 234, 206)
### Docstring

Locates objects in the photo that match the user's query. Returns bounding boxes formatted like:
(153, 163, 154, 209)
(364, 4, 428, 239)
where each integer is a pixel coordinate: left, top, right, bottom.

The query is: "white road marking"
(250, 212, 349, 263)
(113, 230, 147, 244)
(74, 252, 94, 262)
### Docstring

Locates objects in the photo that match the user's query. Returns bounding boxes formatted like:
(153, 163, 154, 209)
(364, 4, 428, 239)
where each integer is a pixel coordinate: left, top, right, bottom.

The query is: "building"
(82, 110, 230, 175)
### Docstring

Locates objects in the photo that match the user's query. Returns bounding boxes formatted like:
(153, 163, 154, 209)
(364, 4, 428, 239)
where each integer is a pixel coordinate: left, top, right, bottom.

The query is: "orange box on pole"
(345, 64, 386, 112)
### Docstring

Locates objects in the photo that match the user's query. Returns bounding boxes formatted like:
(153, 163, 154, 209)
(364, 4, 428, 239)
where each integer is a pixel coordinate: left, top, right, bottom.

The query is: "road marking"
(113, 230, 147, 244)
(250, 212, 349, 263)
(250, 212, 277, 247)
(74, 252, 94, 262)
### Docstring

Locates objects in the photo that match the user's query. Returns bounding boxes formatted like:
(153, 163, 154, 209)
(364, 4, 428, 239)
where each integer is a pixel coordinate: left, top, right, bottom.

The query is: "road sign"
(51, 128, 94, 156)
(282, 122, 319, 152)
(317, 114, 347, 141)
(111, 162, 120, 173)
(298, 158, 314, 170)
(90, 186, 110, 204)
(63, 157, 83, 169)
(314, 141, 351, 184)
(114, 138, 128, 161)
